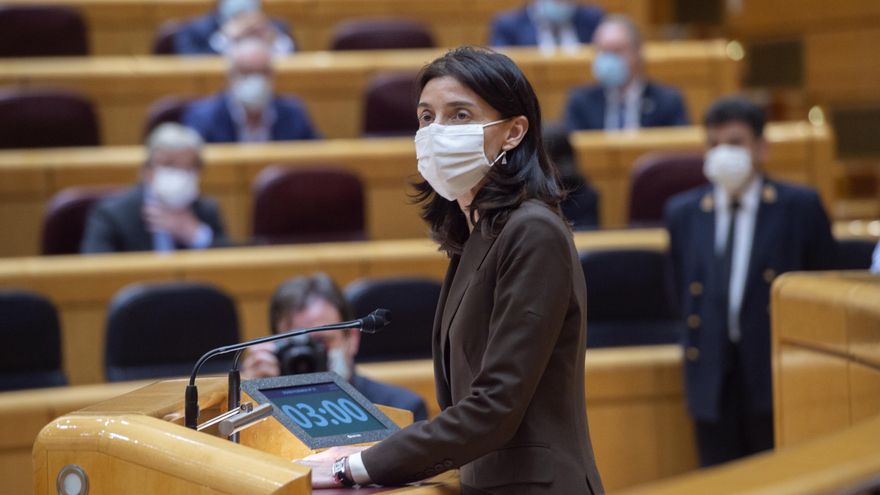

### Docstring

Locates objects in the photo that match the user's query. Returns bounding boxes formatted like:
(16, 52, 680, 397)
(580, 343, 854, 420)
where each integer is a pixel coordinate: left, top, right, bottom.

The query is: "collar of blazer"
(439, 222, 498, 365)
(699, 179, 778, 212)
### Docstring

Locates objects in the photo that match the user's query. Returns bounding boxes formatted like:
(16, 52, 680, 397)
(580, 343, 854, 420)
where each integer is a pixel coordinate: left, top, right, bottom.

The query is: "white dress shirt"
(226, 94, 277, 143)
(530, 8, 580, 54)
(604, 80, 645, 131)
(713, 176, 762, 342)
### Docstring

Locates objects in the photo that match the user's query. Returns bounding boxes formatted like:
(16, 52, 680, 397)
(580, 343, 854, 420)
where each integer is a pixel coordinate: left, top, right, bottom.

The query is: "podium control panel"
(241, 372, 400, 449)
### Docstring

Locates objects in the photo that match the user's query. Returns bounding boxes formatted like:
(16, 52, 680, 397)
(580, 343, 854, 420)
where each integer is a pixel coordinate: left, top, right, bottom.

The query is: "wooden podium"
(33, 377, 459, 494)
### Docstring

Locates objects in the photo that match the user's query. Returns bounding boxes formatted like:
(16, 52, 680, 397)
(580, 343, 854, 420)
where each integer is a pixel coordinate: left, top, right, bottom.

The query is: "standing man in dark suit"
(563, 15, 689, 131)
(173, 0, 294, 55)
(182, 37, 319, 143)
(665, 97, 837, 467)
(81, 123, 229, 254)
(240, 273, 429, 422)
(489, 0, 604, 52)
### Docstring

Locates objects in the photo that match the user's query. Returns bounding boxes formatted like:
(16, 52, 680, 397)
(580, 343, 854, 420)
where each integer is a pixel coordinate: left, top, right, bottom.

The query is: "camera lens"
(275, 335, 328, 375)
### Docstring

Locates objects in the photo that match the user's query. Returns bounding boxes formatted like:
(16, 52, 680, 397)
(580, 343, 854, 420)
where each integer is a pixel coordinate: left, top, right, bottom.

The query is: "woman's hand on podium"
(297, 445, 370, 488)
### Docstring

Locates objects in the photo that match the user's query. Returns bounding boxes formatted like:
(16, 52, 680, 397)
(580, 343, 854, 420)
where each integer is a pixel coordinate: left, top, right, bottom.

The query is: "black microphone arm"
(184, 308, 391, 430)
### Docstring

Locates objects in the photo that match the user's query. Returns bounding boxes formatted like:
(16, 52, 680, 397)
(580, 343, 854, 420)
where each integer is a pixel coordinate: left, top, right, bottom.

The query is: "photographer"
(241, 273, 428, 421)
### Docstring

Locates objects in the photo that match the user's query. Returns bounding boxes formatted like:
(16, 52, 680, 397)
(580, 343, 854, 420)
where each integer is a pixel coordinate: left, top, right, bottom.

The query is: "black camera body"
(274, 335, 328, 375)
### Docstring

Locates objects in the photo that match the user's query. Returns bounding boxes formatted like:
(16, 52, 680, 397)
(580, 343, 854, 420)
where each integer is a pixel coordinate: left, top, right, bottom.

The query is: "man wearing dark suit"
(183, 37, 319, 143)
(489, 0, 604, 50)
(241, 274, 428, 422)
(665, 97, 837, 467)
(81, 123, 229, 254)
(173, 0, 294, 55)
(564, 15, 689, 131)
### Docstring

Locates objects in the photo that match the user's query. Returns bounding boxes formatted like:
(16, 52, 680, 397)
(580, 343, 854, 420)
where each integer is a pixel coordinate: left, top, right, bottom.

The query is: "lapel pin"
(700, 194, 714, 212)
(762, 184, 777, 203)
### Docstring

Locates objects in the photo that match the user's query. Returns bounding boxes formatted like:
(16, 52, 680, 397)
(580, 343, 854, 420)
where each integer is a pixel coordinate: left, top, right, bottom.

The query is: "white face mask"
(703, 144, 753, 196)
(327, 347, 352, 381)
(415, 119, 509, 201)
(151, 166, 199, 209)
(232, 74, 272, 113)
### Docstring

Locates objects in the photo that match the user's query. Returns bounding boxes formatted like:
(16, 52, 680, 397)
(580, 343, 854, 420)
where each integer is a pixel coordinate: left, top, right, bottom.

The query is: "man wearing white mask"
(563, 15, 689, 131)
(665, 97, 837, 467)
(81, 123, 229, 253)
(489, 0, 604, 52)
(173, 0, 294, 55)
(240, 273, 428, 422)
(183, 37, 318, 143)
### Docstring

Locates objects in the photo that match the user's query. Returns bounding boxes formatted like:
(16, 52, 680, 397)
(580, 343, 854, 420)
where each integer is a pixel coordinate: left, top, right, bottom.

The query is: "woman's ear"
(501, 115, 529, 153)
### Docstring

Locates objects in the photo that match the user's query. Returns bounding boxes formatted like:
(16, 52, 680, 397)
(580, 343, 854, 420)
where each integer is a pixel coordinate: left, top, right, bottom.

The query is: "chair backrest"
(579, 249, 682, 348)
(143, 95, 193, 139)
(0, 5, 88, 57)
(0, 89, 100, 149)
(251, 165, 366, 245)
(152, 18, 187, 54)
(105, 282, 240, 381)
(0, 290, 67, 391)
(628, 151, 708, 227)
(330, 18, 434, 51)
(345, 277, 441, 362)
(42, 186, 123, 255)
(362, 72, 419, 137)
(836, 239, 877, 270)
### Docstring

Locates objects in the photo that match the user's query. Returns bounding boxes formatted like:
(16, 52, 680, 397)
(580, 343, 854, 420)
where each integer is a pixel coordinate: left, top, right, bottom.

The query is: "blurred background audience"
(183, 37, 318, 143)
(81, 123, 229, 253)
(563, 15, 689, 131)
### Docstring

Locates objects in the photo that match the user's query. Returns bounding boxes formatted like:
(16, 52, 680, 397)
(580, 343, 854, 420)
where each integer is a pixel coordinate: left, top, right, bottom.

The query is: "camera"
(274, 334, 328, 375)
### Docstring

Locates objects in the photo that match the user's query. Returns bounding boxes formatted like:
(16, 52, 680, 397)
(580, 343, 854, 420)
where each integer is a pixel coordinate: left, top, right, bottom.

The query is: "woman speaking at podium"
(302, 46, 604, 495)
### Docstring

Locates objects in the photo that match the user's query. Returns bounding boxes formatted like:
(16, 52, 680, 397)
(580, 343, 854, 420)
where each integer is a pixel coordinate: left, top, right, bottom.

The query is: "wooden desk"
(0, 41, 739, 145)
(0, 121, 831, 258)
(615, 271, 880, 495)
(12, 0, 657, 56)
(0, 230, 667, 385)
(1, 344, 695, 494)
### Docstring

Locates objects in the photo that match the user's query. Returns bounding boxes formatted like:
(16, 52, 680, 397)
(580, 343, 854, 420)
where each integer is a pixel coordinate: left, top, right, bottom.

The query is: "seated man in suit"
(173, 0, 294, 55)
(489, 0, 604, 52)
(241, 273, 429, 422)
(665, 96, 837, 467)
(563, 15, 689, 131)
(81, 123, 229, 253)
(543, 123, 599, 229)
(183, 37, 319, 143)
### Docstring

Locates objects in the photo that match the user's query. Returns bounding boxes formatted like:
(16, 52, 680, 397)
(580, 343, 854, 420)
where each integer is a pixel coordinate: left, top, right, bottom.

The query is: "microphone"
(184, 309, 392, 430)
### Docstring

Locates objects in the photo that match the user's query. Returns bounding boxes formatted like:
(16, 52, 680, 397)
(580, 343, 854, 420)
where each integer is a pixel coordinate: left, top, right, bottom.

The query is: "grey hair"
(145, 123, 204, 168)
(594, 14, 643, 48)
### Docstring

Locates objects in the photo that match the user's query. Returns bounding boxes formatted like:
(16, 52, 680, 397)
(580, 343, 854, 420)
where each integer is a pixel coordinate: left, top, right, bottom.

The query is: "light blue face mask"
(218, 0, 260, 23)
(592, 52, 630, 89)
(535, 0, 576, 25)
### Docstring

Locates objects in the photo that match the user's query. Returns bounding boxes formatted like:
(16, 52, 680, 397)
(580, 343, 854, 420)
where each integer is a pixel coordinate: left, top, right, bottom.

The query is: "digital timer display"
(261, 382, 386, 438)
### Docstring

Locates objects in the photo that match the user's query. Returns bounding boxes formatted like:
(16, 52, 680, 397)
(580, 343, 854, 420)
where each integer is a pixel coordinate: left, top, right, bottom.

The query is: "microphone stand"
(185, 309, 390, 431)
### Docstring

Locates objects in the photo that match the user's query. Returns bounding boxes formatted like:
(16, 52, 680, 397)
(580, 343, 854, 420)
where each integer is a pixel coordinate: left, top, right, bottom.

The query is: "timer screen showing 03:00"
(261, 383, 386, 438)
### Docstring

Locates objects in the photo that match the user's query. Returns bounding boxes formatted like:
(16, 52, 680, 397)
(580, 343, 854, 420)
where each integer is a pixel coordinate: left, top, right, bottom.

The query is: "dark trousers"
(695, 343, 774, 467)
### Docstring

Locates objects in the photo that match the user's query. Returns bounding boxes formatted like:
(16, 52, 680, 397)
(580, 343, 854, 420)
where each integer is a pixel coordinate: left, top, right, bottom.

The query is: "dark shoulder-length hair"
(413, 46, 564, 256)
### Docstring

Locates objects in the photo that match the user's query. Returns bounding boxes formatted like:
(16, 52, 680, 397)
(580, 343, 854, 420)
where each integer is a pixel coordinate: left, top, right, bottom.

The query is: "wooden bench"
(0, 42, 739, 145)
(617, 271, 880, 495)
(0, 122, 836, 258)
(11, 0, 660, 55)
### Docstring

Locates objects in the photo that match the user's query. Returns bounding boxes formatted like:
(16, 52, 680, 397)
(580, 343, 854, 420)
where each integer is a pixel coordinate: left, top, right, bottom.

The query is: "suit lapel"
(745, 181, 780, 298)
(696, 190, 717, 282)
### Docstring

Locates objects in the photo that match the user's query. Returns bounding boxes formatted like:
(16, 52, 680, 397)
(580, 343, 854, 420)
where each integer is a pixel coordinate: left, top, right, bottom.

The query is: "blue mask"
(535, 0, 576, 25)
(592, 52, 630, 89)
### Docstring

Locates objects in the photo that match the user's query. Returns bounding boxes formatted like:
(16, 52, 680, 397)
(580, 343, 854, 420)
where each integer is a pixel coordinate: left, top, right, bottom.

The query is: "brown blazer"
(362, 200, 604, 494)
